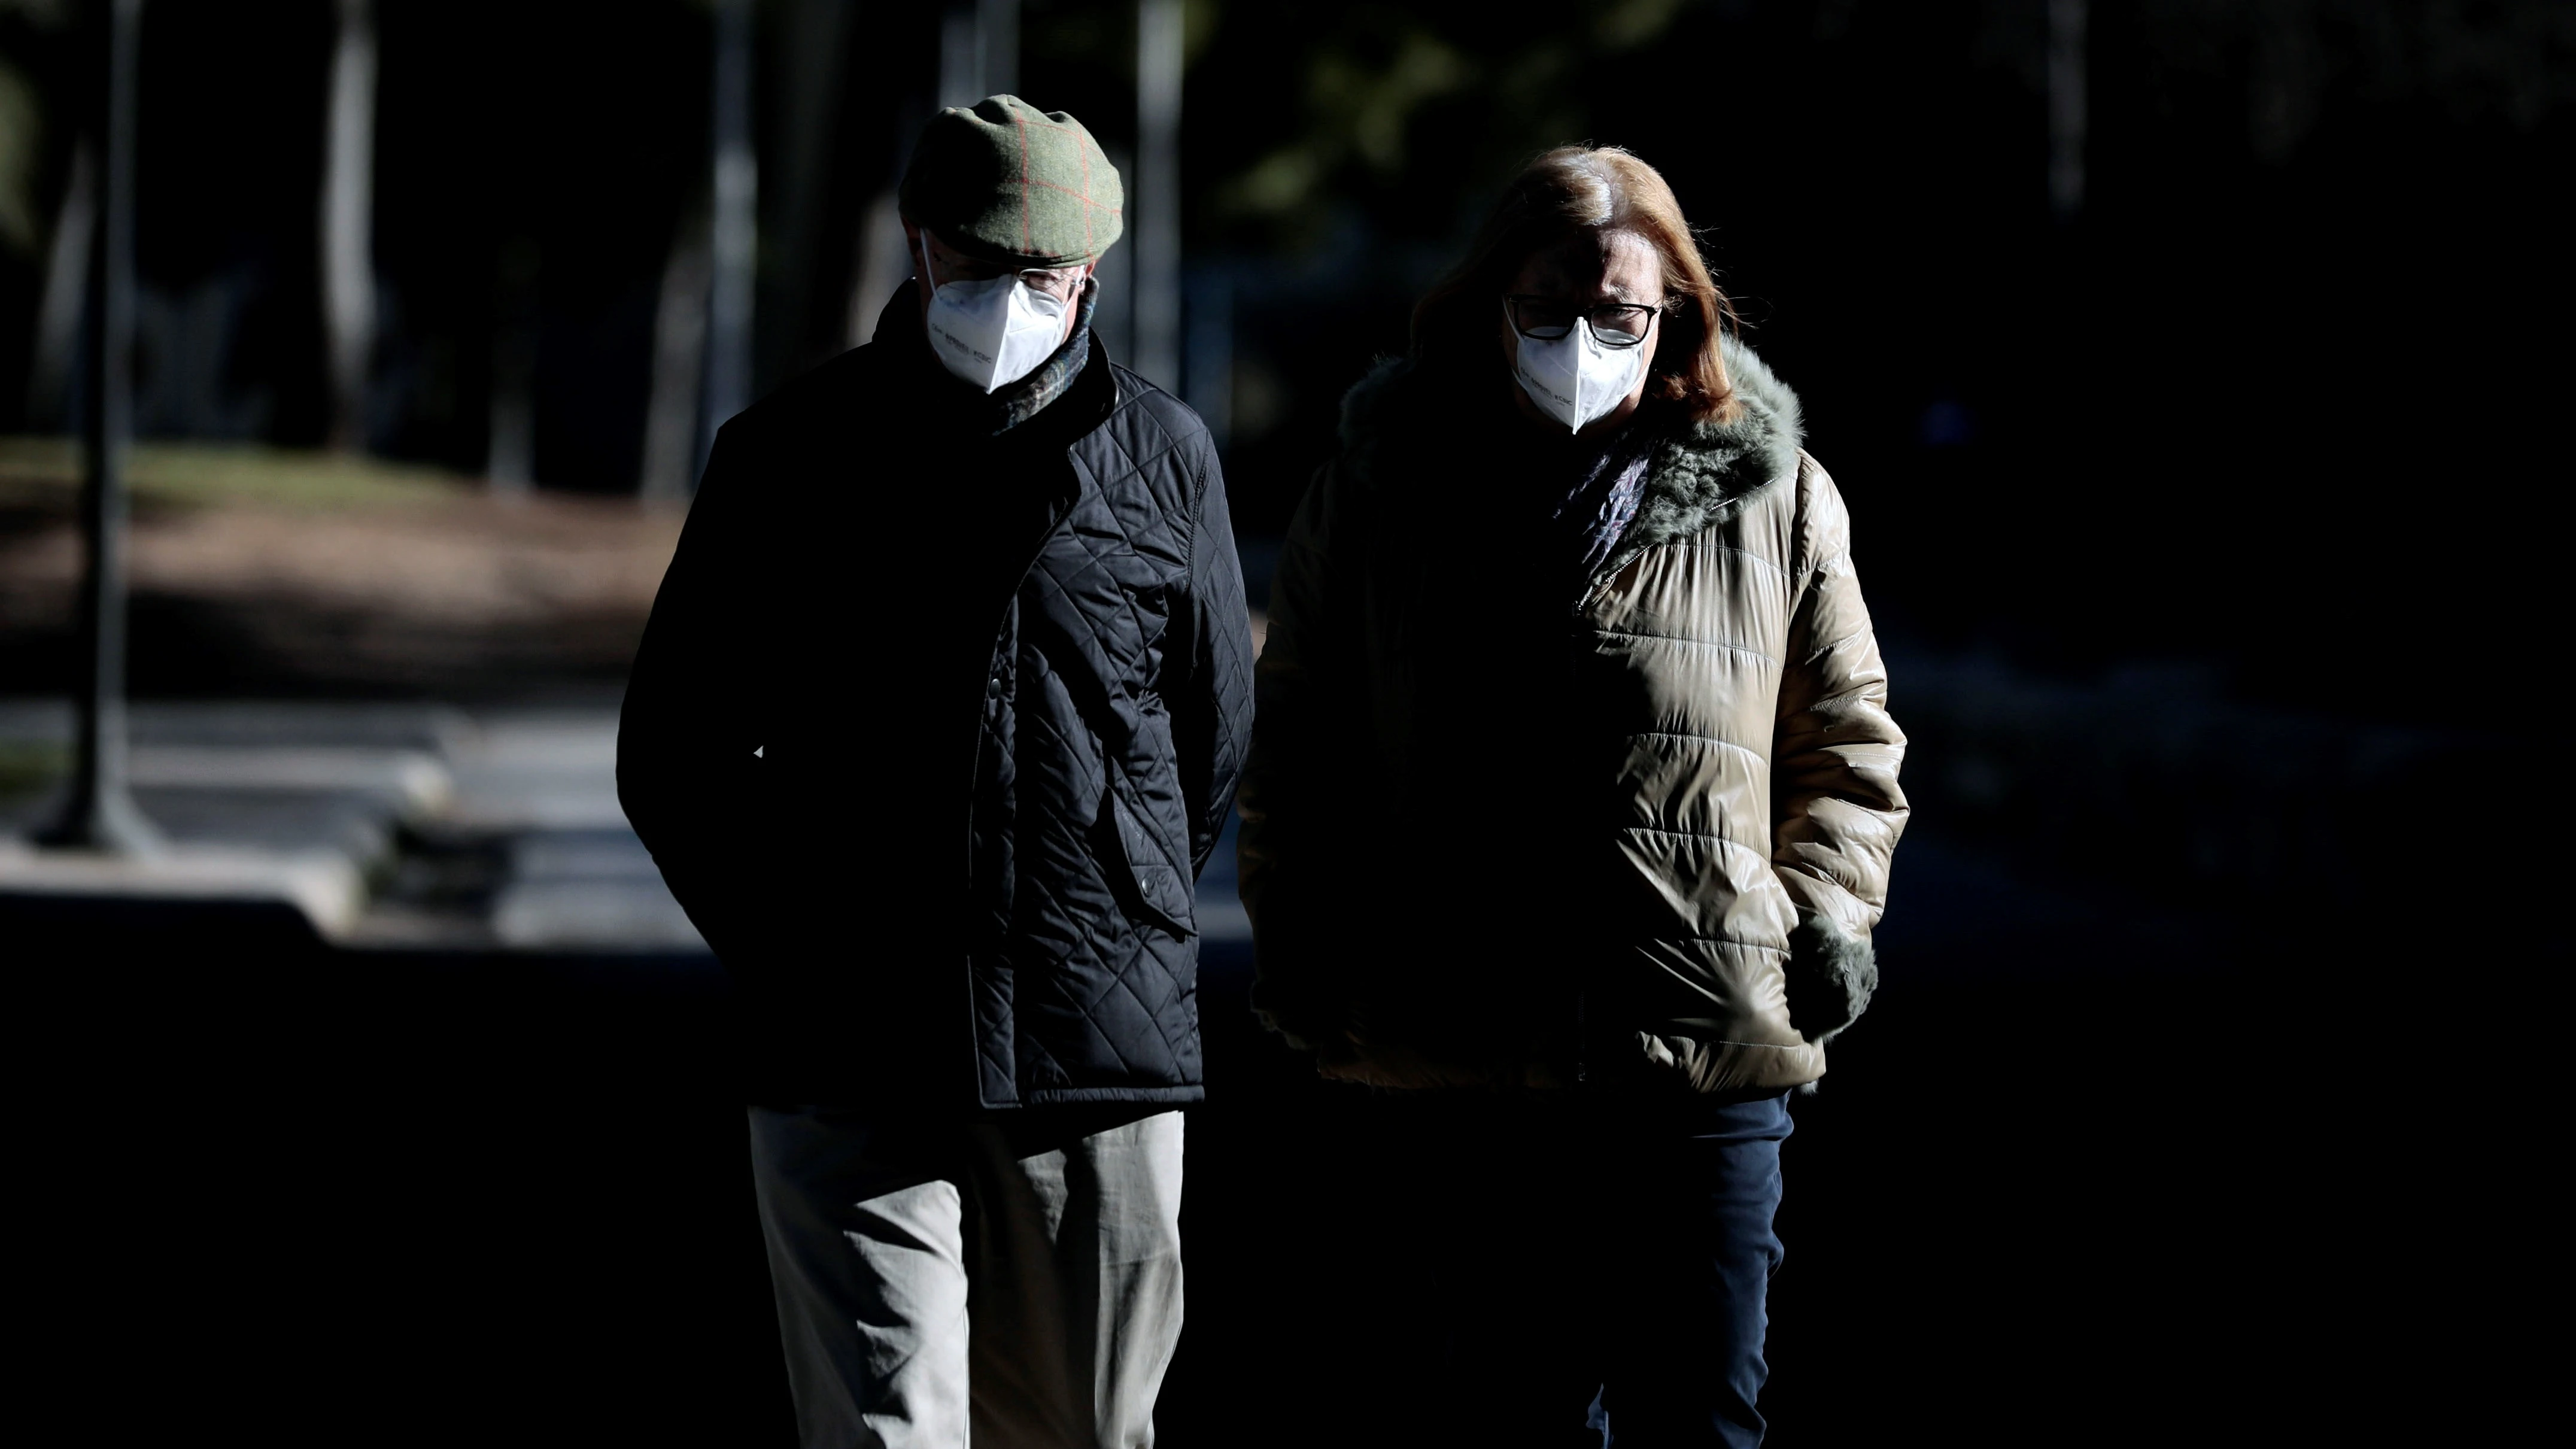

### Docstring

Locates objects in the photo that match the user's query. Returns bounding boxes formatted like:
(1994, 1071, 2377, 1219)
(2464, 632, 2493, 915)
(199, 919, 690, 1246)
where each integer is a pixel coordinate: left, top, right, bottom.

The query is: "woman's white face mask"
(1511, 313, 1649, 433)
(920, 238, 1074, 393)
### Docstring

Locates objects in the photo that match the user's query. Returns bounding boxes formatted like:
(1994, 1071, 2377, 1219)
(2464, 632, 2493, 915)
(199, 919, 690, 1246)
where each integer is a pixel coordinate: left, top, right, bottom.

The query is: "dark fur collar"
(1336, 336, 1806, 597)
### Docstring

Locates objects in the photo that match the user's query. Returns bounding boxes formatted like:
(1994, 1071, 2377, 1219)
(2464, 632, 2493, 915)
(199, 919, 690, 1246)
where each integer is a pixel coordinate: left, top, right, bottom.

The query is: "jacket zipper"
(960, 450, 1087, 1105)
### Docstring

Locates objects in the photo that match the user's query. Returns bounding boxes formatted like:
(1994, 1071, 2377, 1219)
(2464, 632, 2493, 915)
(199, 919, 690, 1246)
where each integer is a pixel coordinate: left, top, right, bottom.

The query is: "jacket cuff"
(1785, 913, 1878, 1047)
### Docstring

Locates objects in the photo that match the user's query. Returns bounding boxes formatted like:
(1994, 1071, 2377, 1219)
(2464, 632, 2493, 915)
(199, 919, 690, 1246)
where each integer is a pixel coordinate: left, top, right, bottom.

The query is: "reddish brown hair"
(1412, 145, 1742, 425)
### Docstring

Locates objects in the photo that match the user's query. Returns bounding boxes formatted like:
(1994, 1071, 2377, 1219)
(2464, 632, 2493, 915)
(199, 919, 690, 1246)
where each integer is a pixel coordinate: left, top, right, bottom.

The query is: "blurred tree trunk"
(321, 0, 377, 450)
(702, 0, 756, 467)
(1132, 0, 1182, 389)
(761, 0, 855, 390)
(847, 0, 1014, 350)
(1090, 141, 1133, 363)
(487, 233, 537, 493)
(845, 190, 909, 347)
(935, 0, 1014, 110)
(976, 0, 1017, 99)
(24, 142, 93, 430)
(1182, 266, 1229, 448)
(641, 198, 711, 503)
(2047, 0, 2086, 221)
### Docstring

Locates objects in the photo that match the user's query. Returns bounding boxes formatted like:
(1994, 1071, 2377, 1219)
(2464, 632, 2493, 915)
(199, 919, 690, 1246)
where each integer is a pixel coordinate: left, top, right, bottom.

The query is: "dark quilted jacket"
(619, 289, 1254, 1111)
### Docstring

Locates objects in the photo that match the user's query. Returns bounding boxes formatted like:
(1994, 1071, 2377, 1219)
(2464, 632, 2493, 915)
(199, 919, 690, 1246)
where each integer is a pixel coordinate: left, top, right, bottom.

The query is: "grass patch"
(0, 436, 475, 512)
(0, 738, 67, 801)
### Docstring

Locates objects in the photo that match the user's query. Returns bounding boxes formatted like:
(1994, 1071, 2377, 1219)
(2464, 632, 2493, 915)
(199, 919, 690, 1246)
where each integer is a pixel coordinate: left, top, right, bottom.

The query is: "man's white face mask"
(1510, 308, 1650, 433)
(920, 238, 1075, 393)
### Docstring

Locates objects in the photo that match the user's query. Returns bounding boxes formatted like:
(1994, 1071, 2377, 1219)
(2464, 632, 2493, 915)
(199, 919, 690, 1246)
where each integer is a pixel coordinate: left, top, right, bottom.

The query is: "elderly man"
(619, 95, 1253, 1448)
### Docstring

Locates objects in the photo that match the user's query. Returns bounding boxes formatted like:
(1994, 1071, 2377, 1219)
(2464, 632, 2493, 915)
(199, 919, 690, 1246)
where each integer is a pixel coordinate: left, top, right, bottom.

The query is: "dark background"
(8, 0, 2564, 693)
(4, 2, 2566, 1443)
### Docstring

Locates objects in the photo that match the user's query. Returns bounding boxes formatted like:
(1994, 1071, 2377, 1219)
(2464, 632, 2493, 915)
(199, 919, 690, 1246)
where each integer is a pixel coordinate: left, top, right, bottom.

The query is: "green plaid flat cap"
(898, 95, 1124, 268)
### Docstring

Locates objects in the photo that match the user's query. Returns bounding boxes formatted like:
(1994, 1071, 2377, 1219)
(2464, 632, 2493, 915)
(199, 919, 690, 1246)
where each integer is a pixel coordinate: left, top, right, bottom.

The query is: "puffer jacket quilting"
(1238, 338, 1905, 1093)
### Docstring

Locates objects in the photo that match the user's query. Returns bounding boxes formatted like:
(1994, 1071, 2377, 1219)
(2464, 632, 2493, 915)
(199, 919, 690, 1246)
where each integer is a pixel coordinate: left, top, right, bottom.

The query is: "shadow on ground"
(17, 820, 2529, 1447)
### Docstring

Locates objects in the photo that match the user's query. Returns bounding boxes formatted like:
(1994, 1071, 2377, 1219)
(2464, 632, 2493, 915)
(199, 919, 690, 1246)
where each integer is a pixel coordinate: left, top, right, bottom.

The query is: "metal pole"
(702, 0, 758, 470)
(41, 0, 159, 855)
(1132, 0, 1182, 390)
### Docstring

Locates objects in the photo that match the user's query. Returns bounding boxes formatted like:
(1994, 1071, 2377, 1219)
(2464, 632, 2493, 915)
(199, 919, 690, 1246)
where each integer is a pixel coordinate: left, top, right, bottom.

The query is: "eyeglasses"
(923, 233, 1089, 300)
(1001, 265, 1089, 300)
(1503, 294, 1664, 348)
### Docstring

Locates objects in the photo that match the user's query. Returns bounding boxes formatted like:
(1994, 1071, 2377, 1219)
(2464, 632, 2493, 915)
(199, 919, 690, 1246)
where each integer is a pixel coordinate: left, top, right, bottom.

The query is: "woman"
(1237, 147, 1907, 1445)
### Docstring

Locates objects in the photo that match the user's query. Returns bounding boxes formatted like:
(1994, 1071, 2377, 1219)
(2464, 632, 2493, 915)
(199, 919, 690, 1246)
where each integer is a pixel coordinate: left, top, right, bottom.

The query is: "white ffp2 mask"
(1512, 317, 1648, 433)
(920, 240, 1073, 393)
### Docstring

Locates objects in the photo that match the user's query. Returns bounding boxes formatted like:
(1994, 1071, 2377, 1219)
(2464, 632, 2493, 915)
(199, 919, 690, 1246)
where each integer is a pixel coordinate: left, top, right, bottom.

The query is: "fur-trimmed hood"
(1333, 335, 1806, 600)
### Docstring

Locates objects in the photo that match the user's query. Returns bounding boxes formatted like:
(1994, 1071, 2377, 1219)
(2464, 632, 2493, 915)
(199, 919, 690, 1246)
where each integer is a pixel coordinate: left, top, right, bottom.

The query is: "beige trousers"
(748, 1106, 1185, 1449)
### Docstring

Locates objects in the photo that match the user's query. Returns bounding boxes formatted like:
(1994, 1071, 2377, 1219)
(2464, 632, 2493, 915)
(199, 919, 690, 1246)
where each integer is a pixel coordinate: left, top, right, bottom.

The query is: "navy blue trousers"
(1389, 1089, 1794, 1448)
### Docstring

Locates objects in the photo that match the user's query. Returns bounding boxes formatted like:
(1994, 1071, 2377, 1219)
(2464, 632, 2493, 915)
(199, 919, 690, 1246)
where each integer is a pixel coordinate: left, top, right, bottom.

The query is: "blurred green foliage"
(1187, 0, 1700, 254)
(0, 55, 37, 255)
(1019, 0, 1705, 257)
(0, 436, 474, 512)
(0, 737, 65, 799)
(0, 0, 69, 257)
(1168, 0, 2575, 256)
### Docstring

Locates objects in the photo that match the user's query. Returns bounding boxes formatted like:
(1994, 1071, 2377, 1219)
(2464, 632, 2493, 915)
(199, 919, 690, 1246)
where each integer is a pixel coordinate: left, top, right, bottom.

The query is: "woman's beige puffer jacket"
(1239, 339, 1907, 1094)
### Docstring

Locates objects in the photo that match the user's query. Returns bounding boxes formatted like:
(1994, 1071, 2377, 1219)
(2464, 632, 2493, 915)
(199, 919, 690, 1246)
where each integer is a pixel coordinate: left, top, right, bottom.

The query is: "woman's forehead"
(1516, 229, 1661, 297)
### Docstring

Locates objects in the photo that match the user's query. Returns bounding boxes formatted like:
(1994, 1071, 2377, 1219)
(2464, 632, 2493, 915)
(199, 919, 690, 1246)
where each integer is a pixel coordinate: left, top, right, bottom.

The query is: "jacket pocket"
(1100, 778, 1197, 940)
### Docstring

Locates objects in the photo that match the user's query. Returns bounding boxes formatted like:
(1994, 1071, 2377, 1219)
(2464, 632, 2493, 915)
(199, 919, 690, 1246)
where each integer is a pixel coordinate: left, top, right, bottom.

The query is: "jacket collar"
(870, 281, 1119, 443)
(1603, 336, 1805, 590)
(1336, 335, 1805, 597)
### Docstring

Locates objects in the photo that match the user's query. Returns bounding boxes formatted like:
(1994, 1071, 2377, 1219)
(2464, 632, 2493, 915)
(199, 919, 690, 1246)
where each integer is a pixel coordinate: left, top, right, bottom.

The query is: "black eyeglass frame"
(1502, 294, 1667, 349)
